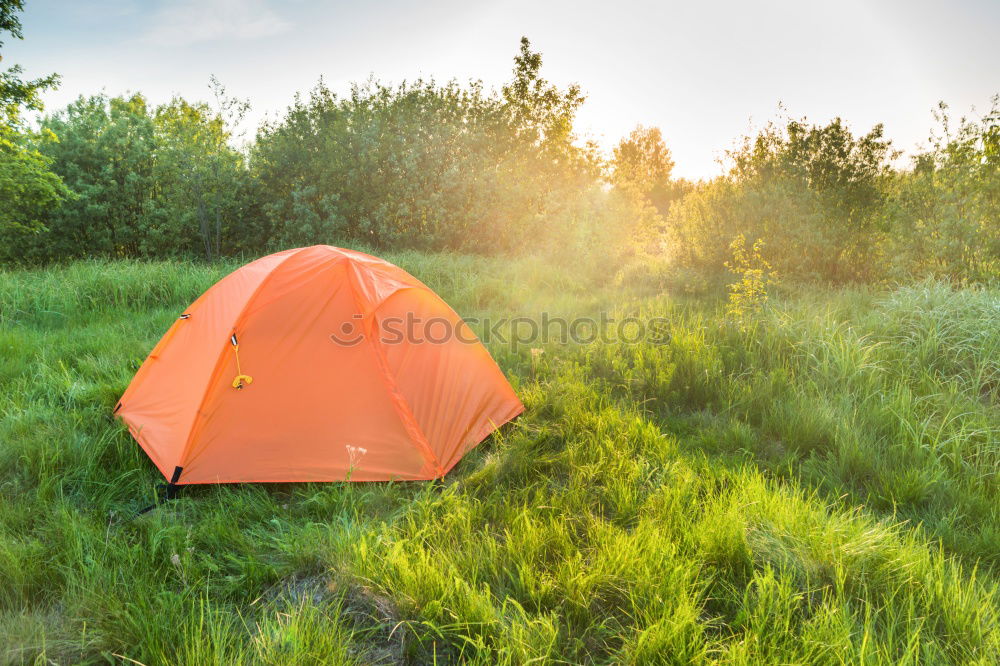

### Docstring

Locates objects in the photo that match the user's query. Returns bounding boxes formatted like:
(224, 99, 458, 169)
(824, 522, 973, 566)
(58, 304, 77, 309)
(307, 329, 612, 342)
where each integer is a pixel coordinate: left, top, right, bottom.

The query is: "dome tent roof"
(117, 245, 523, 484)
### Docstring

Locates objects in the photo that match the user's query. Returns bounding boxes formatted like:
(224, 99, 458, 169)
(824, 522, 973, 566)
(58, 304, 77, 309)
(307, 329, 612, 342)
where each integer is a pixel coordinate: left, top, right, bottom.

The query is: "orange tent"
(116, 245, 523, 485)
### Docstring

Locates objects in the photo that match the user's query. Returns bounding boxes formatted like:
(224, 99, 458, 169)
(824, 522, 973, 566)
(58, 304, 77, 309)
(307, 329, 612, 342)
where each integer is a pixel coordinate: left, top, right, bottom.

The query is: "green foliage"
(153, 78, 256, 261)
(1, 37, 661, 266)
(502, 36, 586, 149)
(0, 0, 26, 47)
(3, 256, 1000, 662)
(0, 129, 69, 235)
(0, 63, 57, 130)
(611, 124, 689, 217)
(887, 98, 1000, 281)
(667, 103, 1000, 286)
(668, 116, 896, 282)
(30, 94, 159, 259)
(0, 33, 660, 266)
(724, 234, 774, 330)
(0, 0, 67, 243)
(253, 38, 612, 255)
(0, 0, 59, 131)
(0, 22, 997, 290)
(3, 91, 253, 262)
(730, 116, 895, 231)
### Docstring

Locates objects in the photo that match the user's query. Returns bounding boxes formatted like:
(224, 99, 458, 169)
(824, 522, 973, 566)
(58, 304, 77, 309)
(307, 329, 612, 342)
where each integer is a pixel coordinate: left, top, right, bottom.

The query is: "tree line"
(1, 0, 998, 284)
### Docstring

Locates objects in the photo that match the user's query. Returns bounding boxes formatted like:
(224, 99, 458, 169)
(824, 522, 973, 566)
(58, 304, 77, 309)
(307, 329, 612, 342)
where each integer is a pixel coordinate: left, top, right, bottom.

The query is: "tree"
(1, 0, 58, 129)
(890, 98, 1000, 280)
(667, 116, 896, 282)
(155, 78, 253, 261)
(729, 116, 895, 232)
(24, 94, 157, 259)
(0, 133, 66, 236)
(15, 90, 255, 261)
(253, 37, 600, 254)
(0, 0, 68, 249)
(501, 37, 586, 151)
(0, 0, 27, 42)
(612, 125, 682, 215)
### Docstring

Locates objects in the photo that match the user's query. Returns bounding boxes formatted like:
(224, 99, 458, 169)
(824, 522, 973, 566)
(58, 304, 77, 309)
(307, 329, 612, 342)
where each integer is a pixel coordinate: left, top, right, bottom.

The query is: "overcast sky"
(5, 0, 999, 179)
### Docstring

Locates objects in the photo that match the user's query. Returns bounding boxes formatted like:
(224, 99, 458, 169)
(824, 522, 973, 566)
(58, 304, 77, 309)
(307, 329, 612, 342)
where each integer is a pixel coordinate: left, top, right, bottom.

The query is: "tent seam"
(174, 248, 306, 476)
(345, 262, 444, 478)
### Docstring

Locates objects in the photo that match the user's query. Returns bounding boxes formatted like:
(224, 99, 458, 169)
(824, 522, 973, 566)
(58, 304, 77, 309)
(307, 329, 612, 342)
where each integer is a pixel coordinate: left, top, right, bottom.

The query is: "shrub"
(666, 116, 895, 283)
(724, 235, 775, 330)
(3, 92, 253, 263)
(253, 38, 601, 256)
(887, 97, 1000, 282)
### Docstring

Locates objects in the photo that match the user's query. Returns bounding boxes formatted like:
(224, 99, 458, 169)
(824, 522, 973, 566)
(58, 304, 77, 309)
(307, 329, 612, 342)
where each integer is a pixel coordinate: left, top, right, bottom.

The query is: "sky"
(4, 0, 999, 180)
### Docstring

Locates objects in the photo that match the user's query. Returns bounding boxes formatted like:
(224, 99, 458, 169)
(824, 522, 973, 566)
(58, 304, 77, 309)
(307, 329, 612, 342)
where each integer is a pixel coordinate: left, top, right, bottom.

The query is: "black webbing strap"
(135, 466, 184, 516)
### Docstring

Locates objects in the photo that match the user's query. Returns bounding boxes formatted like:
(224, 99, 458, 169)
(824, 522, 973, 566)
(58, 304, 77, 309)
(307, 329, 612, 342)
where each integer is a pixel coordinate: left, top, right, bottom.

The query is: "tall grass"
(1, 257, 998, 664)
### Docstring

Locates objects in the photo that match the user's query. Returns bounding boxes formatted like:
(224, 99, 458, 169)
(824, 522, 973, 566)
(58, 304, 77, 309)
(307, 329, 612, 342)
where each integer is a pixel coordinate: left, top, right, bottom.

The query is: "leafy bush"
(2, 8, 997, 286)
(0, 128, 69, 239)
(725, 234, 775, 330)
(666, 116, 895, 283)
(611, 125, 690, 217)
(252, 38, 611, 256)
(0, 0, 68, 250)
(887, 97, 1000, 282)
(666, 103, 1000, 286)
(3, 91, 254, 263)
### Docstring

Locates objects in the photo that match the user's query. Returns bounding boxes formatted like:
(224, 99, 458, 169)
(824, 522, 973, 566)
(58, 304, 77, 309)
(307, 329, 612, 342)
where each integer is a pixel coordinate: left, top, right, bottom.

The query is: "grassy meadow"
(2, 254, 999, 664)
(3, 1, 999, 661)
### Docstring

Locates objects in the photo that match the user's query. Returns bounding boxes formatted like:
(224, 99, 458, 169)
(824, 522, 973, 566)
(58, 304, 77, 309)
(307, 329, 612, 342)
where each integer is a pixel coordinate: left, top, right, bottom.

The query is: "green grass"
(1, 255, 999, 664)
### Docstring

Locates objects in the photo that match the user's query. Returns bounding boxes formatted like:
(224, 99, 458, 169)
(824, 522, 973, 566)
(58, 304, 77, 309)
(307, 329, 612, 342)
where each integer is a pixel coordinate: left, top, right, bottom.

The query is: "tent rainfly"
(116, 245, 523, 485)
